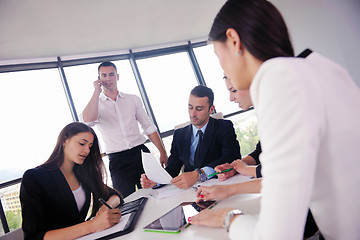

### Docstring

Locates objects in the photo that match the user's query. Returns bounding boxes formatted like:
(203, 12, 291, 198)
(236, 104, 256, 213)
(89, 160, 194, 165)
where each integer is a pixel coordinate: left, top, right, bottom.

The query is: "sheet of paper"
(197, 174, 253, 187)
(76, 214, 131, 240)
(148, 175, 253, 199)
(141, 151, 172, 184)
(149, 184, 188, 199)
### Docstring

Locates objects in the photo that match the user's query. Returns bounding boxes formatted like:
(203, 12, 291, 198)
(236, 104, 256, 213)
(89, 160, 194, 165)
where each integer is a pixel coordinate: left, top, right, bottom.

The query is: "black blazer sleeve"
(248, 141, 262, 165)
(20, 169, 49, 240)
(165, 129, 186, 177)
(248, 141, 262, 178)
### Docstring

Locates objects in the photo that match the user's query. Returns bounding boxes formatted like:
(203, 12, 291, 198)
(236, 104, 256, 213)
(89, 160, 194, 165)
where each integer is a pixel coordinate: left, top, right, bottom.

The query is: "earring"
(235, 50, 243, 56)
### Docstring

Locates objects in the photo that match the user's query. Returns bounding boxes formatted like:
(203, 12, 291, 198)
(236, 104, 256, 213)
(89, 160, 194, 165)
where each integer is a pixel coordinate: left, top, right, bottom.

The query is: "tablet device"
(143, 200, 216, 234)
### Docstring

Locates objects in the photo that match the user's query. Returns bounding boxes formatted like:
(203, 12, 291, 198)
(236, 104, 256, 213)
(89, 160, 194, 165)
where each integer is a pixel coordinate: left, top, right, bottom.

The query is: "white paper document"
(141, 151, 173, 184)
(149, 184, 188, 199)
(76, 214, 131, 240)
(200, 174, 253, 187)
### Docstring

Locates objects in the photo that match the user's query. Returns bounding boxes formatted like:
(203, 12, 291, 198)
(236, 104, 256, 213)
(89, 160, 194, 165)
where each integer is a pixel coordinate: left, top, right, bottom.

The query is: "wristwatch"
(223, 209, 244, 232)
(195, 168, 207, 182)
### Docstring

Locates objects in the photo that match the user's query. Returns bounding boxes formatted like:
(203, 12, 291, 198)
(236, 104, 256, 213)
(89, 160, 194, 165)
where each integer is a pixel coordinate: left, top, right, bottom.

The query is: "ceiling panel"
(0, 0, 226, 63)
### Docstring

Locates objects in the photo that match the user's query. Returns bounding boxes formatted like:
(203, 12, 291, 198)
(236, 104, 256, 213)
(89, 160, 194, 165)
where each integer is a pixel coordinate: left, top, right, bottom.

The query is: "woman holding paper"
(189, 0, 360, 239)
(20, 122, 123, 240)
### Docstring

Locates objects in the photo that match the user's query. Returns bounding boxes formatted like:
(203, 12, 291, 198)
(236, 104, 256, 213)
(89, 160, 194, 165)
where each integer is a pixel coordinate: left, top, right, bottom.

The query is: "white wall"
(272, 0, 360, 87)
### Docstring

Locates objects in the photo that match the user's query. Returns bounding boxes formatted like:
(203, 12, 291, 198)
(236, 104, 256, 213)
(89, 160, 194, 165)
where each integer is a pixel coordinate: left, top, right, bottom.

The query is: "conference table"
(99, 175, 261, 240)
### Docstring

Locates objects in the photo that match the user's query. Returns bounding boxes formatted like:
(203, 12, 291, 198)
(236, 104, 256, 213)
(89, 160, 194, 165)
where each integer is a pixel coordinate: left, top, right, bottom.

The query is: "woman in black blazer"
(20, 122, 123, 240)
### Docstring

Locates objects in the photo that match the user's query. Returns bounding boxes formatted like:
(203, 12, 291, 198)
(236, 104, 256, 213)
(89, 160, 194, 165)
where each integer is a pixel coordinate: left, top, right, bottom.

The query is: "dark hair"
(190, 85, 214, 108)
(41, 122, 109, 217)
(209, 0, 294, 61)
(98, 61, 117, 73)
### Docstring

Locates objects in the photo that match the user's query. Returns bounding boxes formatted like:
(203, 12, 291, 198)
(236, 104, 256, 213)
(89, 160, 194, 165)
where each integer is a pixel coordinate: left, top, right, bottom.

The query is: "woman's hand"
(214, 163, 237, 181)
(92, 208, 121, 232)
(189, 207, 234, 228)
(230, 160, 248, 175)
(97, 195, 121, 215)
(231, 160, 258, 177)
(196, 185, 233, 202)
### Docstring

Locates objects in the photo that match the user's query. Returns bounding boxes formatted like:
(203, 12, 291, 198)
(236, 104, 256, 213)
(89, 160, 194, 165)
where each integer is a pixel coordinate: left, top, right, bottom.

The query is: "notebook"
(77, 197, 148, 240)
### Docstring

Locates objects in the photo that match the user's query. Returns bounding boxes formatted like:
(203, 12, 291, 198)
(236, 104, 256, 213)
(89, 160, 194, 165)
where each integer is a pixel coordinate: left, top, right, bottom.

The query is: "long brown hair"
(209, 0, 294, 60)
(41, 122, 109, 216)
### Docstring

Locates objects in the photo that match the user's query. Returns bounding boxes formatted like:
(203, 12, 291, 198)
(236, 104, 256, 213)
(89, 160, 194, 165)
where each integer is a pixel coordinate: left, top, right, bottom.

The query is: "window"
(228, 109, 258, 157)
(194, 44, 239, 115)
(0, 184, 22, 233)
(136, 52, 198, 133)
(0, 69, 72, 182)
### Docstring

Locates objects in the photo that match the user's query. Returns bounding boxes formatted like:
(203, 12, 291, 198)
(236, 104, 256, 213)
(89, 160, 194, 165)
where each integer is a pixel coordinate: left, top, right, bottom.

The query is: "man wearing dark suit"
(141, 85, 241, 189)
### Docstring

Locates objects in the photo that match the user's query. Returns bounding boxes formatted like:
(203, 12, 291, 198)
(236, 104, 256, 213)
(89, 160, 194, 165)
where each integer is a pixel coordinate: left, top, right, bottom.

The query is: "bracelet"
(223, 209, 244, 232)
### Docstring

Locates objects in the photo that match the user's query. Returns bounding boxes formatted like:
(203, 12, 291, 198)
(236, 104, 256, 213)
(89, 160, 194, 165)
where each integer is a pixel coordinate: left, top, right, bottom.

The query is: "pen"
(192, 186, 199, 191)
(193, 185, 205, 198)
(208, 168, 234, 177)
(99, 198, 112, 209)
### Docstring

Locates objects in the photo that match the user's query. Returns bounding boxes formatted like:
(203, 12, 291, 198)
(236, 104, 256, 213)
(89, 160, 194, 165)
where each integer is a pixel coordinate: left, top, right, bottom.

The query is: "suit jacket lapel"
(53, 168, 83, 221)
(80, 185, 91, 219)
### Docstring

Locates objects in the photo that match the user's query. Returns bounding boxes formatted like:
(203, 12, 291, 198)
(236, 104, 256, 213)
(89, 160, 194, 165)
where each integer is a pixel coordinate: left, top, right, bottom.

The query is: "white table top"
(111, 175, 262, 240)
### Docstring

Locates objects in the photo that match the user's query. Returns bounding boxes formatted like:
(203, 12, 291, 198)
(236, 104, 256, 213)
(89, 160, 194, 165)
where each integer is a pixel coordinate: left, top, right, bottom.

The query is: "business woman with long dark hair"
(20, 122, 123, 240)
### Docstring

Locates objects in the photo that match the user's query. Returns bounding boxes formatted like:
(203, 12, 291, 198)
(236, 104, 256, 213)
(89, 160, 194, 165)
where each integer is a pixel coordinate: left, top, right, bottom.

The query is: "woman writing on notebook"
(189, 0, 360, 239)
(20, 122, 123, 240)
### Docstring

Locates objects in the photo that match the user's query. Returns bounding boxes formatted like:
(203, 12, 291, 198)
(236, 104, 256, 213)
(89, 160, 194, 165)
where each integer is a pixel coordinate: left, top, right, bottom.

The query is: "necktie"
(194, 130, 203, 167)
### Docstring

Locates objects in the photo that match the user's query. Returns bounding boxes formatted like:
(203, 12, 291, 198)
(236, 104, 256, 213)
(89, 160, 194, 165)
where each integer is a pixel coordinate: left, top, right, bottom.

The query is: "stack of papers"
(149, 184, 188, 199)
(201, 174, 253, 187)
(141, 151, 254, 199)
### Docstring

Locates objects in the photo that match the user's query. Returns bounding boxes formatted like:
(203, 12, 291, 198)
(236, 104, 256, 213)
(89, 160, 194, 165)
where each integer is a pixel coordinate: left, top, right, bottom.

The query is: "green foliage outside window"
(229, 110, 258, 158)
(235, 121, 259, 157)
(5, 210, 22, 231)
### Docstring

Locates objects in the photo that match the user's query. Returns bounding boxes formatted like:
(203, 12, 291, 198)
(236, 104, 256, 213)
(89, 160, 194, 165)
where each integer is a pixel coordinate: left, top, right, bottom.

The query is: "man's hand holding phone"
(94, 77, 103, 94)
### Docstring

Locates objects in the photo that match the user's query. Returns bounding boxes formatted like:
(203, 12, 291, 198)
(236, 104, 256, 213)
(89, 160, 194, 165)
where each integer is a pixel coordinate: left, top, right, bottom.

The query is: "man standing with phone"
(81, 61, 167, 198)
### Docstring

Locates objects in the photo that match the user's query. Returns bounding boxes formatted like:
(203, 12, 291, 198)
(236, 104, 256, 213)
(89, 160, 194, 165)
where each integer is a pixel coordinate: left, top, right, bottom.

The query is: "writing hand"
(196, 185, 232, 202)
(92, 207, 121, 232)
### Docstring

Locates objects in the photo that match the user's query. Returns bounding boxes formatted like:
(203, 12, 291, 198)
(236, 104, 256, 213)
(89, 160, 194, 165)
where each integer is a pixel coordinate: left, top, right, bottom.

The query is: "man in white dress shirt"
(81, 61, 167, 197)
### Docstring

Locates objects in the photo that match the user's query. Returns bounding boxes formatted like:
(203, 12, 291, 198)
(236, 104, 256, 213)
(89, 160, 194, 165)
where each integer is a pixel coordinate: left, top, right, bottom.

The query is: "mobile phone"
(151, 184, 166, 189)
(191, 200, 216, 211)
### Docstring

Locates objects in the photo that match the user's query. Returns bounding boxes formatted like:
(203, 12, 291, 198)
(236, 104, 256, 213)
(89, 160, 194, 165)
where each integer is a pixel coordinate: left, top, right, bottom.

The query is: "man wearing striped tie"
(141, 85, 241, 189)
